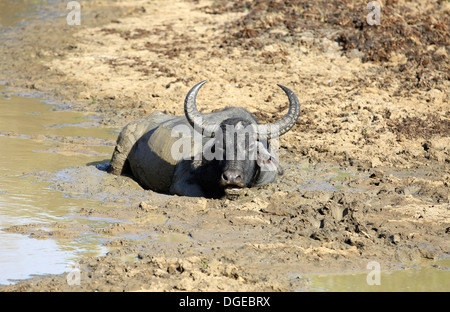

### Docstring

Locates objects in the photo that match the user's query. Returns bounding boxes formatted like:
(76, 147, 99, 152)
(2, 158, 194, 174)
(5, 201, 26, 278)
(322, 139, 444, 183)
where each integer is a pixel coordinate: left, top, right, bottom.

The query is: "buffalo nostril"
(222, 170, 243, 184)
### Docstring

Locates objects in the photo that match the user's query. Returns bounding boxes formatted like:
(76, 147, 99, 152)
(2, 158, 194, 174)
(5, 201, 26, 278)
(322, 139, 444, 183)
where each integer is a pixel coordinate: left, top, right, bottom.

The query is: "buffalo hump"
(110, 111, 201, 192)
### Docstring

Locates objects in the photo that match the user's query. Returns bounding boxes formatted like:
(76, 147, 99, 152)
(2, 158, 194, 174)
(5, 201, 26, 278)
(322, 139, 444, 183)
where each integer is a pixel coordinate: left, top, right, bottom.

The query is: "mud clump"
(388, 114, 450, 140)
(207, 0, 449, 92)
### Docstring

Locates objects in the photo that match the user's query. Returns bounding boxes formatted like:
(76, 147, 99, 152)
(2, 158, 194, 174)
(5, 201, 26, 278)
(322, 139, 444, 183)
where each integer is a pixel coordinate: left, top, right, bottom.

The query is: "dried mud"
(0, 0, 449, 291)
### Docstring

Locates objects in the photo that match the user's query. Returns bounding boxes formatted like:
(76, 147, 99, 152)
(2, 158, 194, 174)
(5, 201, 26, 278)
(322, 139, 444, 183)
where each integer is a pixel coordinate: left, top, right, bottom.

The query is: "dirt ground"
(0, 0, 449, 291)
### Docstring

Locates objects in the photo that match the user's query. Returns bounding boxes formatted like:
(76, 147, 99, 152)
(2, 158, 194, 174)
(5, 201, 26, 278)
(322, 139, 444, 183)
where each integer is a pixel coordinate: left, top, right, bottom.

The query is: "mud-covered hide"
(110, 111, 171, 176)
(110, 110, 203, 192)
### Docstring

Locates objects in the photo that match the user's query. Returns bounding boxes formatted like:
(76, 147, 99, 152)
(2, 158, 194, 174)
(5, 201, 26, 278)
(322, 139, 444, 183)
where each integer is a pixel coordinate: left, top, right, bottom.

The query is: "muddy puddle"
(0, 87, 106, 284)
(0, 86, 116, 285)
(306, 259, 450, 292)
(0, 0, 56, 29)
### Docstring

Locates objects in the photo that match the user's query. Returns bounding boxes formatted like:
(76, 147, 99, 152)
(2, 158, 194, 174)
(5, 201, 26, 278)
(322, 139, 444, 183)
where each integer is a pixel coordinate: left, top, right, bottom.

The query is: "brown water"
(0, 0, 119, 285)
(0, 86, 117, 285)
(306, 259, 450, 292)
(0, 0, 47, 28)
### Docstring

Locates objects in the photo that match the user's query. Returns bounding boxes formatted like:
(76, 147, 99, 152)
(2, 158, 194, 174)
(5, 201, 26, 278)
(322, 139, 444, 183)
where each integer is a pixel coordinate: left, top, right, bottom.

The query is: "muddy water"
(306, 259, 450, 292)
(0, 0, 49, 29)
(0, 0, 116, 285)
(0, 86, 117, 285)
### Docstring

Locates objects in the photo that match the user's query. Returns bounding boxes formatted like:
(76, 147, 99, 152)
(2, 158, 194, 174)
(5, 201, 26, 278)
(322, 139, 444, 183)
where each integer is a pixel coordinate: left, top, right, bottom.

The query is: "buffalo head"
(183, 81, 300, 197)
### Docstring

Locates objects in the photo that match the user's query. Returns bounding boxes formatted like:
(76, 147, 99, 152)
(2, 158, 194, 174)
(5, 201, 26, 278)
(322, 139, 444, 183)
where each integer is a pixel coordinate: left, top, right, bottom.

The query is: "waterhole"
(0, 86, 121, 285)
(306, 259, 450, 292)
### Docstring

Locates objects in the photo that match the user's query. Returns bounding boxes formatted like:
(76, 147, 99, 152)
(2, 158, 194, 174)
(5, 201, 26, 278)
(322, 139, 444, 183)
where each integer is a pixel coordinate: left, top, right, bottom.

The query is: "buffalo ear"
(256, 141, 283, 174)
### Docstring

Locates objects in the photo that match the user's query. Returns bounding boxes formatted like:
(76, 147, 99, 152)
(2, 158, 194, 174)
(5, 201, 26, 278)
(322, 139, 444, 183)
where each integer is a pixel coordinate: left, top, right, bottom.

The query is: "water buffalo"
(109, 81, 300, 198)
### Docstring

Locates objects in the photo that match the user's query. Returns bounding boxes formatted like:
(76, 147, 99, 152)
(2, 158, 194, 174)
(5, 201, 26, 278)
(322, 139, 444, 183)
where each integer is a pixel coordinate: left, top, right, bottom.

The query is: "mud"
(0, 0, 449, 291)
